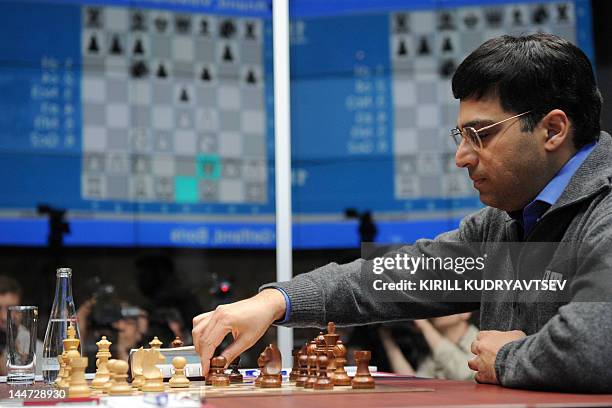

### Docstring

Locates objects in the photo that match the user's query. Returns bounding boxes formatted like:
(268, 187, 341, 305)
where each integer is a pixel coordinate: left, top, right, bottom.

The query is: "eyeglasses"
(450, 110, 532, 151)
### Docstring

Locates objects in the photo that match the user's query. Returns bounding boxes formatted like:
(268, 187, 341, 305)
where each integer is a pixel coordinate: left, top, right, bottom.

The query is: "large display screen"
(0, 0, 594, 248)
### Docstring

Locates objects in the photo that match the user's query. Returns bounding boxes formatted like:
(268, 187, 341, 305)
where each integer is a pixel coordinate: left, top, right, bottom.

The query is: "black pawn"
(131, 61, 148, 79)
(110, 36, 122, 55)
(223, 45, 233, 62)
(180, 88, 189, 103)
(133, 39, 144, 55)
(201, 67, 211, 82)
(156, 64, 167, 78)
(442, 37, 453, 53)
(397, 40, 408, 57)
(246, 70, 256, 85)
(88, 35, 99, 53)
(418, 37, 430, 56)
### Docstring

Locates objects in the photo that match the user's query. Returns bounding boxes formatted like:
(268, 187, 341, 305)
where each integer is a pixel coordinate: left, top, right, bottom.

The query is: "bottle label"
(42, 357, 60, 371)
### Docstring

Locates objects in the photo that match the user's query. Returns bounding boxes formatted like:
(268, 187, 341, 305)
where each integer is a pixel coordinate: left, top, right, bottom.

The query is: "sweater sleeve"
(260, 210, 489, 328)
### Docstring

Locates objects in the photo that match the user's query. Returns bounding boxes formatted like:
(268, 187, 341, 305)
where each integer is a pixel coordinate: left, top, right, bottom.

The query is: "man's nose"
(455, 138, 479, 169)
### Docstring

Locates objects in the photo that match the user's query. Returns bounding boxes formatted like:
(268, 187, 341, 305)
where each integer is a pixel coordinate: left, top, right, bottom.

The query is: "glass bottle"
(42, 267, 80, 383)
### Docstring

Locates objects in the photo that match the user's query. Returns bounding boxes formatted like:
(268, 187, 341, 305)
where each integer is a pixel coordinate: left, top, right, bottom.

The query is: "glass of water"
(6, 306, 38, 385)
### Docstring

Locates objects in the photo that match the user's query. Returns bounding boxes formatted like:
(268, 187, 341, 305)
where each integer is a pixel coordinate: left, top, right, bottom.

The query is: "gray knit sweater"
(263, 132, 612, 393)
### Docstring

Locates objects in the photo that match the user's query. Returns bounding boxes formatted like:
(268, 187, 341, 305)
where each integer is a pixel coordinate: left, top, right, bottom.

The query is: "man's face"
(455, 96, 549, 212)
(0, 293, 20, 333)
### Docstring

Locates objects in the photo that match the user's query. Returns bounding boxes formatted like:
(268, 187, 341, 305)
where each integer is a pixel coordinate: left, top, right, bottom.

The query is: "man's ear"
(542, 109, 570, 152)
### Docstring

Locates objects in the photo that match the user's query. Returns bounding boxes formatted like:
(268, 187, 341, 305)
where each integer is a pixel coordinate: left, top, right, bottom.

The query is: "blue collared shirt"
(512, 142, 596, 238)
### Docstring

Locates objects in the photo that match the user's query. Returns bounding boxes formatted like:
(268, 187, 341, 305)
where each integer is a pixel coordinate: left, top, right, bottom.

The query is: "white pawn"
(109, 360, 133, 396)
(103, 359, 117, 394)
(68, 356, 91, 398)
(169, 356, 190, 388)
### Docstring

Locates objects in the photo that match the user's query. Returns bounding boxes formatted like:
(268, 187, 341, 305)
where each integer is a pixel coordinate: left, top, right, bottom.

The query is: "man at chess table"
(193, 33, 612, 393)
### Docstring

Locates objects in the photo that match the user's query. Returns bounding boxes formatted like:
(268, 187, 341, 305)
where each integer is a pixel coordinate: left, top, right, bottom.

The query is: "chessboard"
(102, 379, 433, 399)
(390, 1, 577, 201)
(79, 5, 269, 205)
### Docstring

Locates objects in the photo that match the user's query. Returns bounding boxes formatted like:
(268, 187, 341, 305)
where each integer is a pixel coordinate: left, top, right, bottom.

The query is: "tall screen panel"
(290, 0, 594, 248)
(0, 0, 276, 247)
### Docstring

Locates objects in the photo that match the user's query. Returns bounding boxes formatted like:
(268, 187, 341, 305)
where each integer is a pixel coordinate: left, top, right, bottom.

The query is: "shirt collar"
(533, 141, 597, 207)
(508, 141, 596, 223)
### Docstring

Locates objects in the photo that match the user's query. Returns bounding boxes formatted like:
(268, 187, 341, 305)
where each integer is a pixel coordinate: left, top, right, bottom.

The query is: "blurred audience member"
(379, 313, 477, 381)
(135, 254, 202, 332)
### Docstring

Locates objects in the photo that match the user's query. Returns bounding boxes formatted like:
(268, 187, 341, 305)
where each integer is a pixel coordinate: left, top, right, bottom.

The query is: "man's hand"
(192, 289, 287, 377)
(469, 330, 526, 384)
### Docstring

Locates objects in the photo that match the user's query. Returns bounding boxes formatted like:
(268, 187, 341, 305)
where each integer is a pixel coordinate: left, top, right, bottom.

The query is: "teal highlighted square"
(175, 176, 199, 203)
(196, 154, 221, 180)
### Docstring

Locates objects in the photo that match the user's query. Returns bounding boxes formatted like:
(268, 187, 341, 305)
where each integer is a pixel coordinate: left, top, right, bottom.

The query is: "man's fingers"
(199, 317, 235, 377)
(193, 311, 212, 328)
(468, 356, 479, 372)
(471, 340, 480, 355)
(220, 334, 255, 368)
(192, 314, 212, 354)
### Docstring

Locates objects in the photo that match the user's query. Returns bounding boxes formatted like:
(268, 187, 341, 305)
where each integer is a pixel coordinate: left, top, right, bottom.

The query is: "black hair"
(0, 275, 22, 298)
(452, 33, 602, 149)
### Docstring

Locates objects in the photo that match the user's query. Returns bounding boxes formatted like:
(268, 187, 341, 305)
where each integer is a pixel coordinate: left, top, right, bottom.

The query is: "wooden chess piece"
(149, 336, 163, 349)
(171, 336, 184, 348)
(314, 348, 333, 390)
(290, 348, 300, 382)
(254, 351, 265, 387)
(68, 356, 90, 398)
(109, 360, 133, 395)
(332, 340, 351, 386)
(304, 339, 318, 388)
(210, 356, 230, 387)
(260, 344, 282, 388)
(229, 357, 243, 383)
(324, 322, 339, 377)
(351, 350, 375, 389)
(141, 348, 165, 392)
(91, 336, 112, 389)
(169, 356, 190, 388)
(295, 344, 309, 387)
(55, 352, 69, 388)
(63, 324, 81, 387)
(130, 347, 145, 389)
(103, 359, 117, 393)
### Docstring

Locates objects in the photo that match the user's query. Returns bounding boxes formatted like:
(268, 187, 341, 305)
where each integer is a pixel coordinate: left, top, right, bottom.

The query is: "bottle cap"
(56, 268, 72, 277)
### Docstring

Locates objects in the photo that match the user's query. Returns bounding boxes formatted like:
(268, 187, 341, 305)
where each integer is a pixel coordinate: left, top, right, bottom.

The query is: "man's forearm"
(495, 302, 612, 392)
